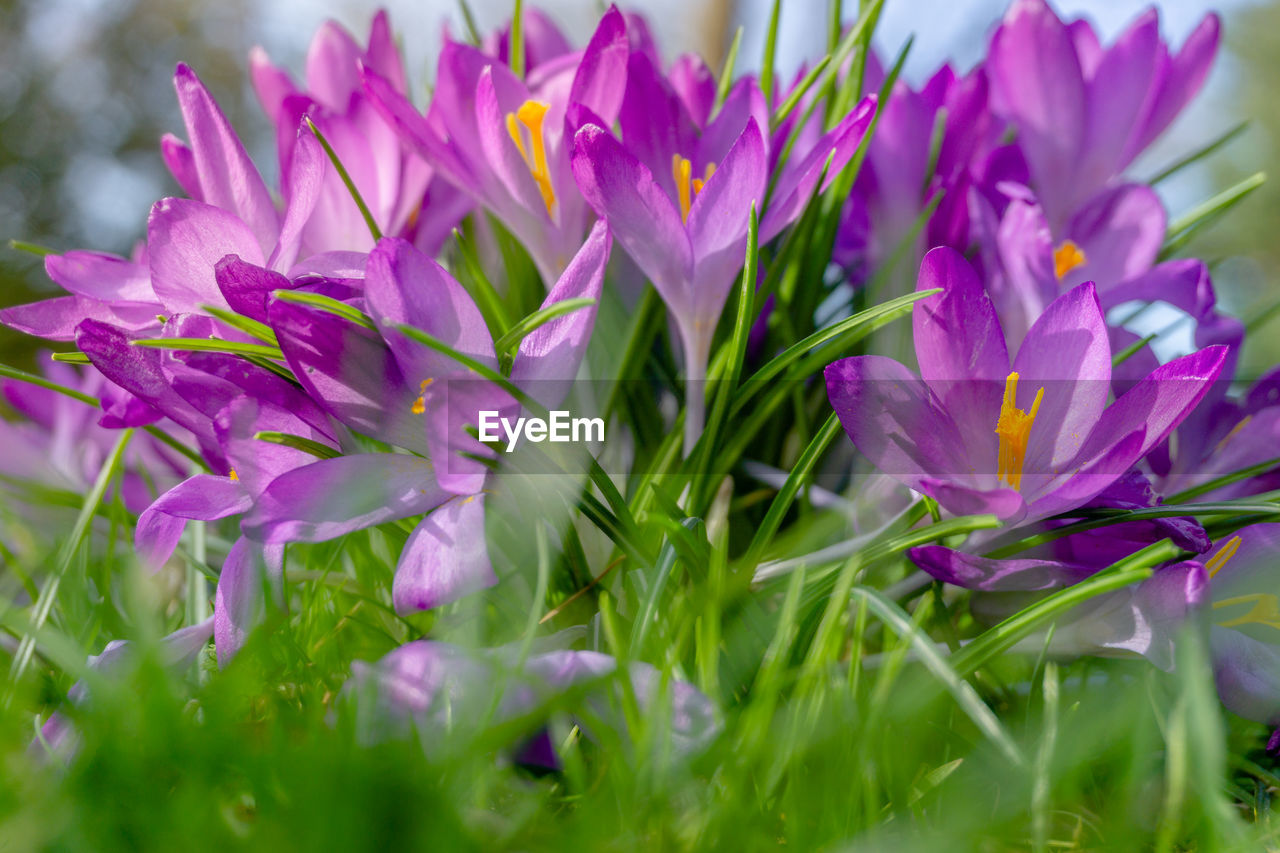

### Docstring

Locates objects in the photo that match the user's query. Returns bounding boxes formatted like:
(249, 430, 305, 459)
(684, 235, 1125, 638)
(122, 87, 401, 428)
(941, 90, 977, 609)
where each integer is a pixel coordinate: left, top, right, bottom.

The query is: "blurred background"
(0, 0, 1273, 372)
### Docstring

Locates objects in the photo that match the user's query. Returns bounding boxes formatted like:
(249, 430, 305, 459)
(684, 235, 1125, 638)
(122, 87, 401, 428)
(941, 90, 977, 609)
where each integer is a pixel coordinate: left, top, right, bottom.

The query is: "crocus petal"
(909, 544, 1095, 591)
(244, 453, 448, 544)
(148, 197, 264, 313)
(392, 495, 495, 613)
(136, 474, 251, 570)
(173, 63, 279, 253)
(1069, 562, 1207, 671)
(269, 125, 326, 272)
(214, 538, 284, 666)
(569, 6, 630, 126)
(918, 478, 1026, 520)
(160, 133, 202, 198)
(510, 220, 609, 407)
(1127, 13, 1220, 163)
(1013, 281, 1111, 479)
(572, 124, 693, 316)
(1, 296, 158, 341)
(1062, 183, 1165, 292)
(269, 297, 427, 454)
(1080, 10, 1160, 180)
(215, 255, 290, 324)
(45, 251, 153, 303)
(825, 355, 968, 488)
(988, 0, 1086, 228)
(912, 247, 1009, 466)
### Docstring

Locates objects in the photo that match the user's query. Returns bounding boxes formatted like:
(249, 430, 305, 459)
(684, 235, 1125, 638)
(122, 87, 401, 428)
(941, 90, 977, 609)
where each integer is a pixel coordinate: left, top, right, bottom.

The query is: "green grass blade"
(272, 289, 377, 330)
(492, 297, 595, 357)
(306, 117, 382, 241)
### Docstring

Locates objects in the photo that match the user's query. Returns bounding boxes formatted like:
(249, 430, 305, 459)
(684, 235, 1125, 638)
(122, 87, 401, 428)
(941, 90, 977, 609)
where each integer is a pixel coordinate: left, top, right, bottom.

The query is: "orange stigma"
(229, 469, 239, 482)
(505, 100, 556, 216)
(1053, 240, 1086, 280)
(994, 371, 1044, 491)
(410, 378, 433, 415)
(672, 155, 715, 224)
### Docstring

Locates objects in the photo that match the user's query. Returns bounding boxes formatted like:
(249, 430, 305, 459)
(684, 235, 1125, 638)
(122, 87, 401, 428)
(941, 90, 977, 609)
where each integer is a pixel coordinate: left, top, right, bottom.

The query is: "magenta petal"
(244, 453, 448, 544)
(510, 220, 609, 407)
(572, 124, 693, 315)
(918, 479, 1026, 520)
(1080, 10, 1160, 179)
(1013, 282, 1111, 477)
(570, 6, 630, 126)
(304, 20, 363, 109)
(824, 355, 967, 488)
(269, 125, 325, 273)
(160, 133, 202, 198)
(148, 197, 264, 313)
(45, 251, 153, 303)
(988, 0, 1086, 227)
(1063, 183, 1165, 291)
(2, 296, 158, 342)
(214, 538, 284, 666)
(392, 495, 495, 613)
(912, 247, 1009, 465)
(1128, 13, 1220, 162)
(136, 474, 251, 570)
(173, 63, 279, 253)
(909, 544, 1094, 591)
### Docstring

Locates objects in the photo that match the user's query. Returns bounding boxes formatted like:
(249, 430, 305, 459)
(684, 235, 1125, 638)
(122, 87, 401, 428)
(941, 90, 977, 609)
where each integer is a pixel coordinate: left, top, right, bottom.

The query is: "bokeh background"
(0, 0, 1272, 369)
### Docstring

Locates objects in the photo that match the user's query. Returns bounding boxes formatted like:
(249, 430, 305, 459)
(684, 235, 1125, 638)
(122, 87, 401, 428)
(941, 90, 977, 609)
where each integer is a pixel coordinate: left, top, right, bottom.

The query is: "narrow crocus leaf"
(305, 116, 382, 241)
(271, 288, 377, 330)
(130, 338, 285, 360)
(493, 298, 596, 357)
(252, 430, 343, 459)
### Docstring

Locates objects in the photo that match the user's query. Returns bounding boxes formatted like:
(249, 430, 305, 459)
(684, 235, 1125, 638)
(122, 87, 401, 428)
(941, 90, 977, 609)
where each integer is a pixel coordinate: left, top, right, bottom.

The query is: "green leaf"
(202, 305, 279, 345)
(50, 352, 91, 364)
(455, 0, 482, 44)
(8, 429, 134, 685)
(272, 288, 377, 330)
(1160, 171, 1265, 260)
(741, 412, 842, 572)
(0, 362, 97, 405)
(510, 0, 525, 76)
(453, 227, 513, 336)
(8, 239, 55, 256)
(1112, 333, 1157, 367)
(950, 539, 1183, 678)
(847, 585, 1024, 766)
(253, 431, 341, 459)
(1149, 120, 1248, 186)
(306, 117, 382, 241)
(130, 337, 285, 360)
(771, 56, 831, 131)
(492, 297, 595, 356)
(759, 0, 783, 108)
(716, 26, 745, 110)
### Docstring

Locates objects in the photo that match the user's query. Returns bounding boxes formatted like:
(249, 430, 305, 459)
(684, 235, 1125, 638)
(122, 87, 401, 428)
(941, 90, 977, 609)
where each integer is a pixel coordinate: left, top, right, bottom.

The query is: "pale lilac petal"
(1081, 10, 1160, 180)
(214, 538, 284, 666)
(148, 197, 264, 313)
(244, 453, 448, 544)
(824, 355, 968, 488)
(304, 20, 363, 109)
(1013, 282, 1111, 478)
(909, 544, 1095, 591)
(1062, 183, 1165, 291)
(136, 474, 251, 569)
(392, 495, 495, 613)
(2, 296, 158, 341)
(45, 251, 153, 303)
(1127, 14, 1220, 162)
(570, 7, 630, 125)
(173, 63, 279, 253)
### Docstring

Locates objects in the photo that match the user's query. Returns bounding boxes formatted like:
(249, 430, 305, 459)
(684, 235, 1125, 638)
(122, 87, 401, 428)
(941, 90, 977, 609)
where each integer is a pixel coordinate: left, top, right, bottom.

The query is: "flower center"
(671, 154, 715, 224)
(410, 378, 434, 415)
(1053, 240, 1086, 280)
(505, 100, 556, 216)
(994, 371, 1044, 491)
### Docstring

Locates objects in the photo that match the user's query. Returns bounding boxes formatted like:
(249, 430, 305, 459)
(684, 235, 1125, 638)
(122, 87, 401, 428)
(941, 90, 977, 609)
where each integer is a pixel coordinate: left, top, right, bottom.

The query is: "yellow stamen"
(1205, 536, 1242, 578)
(1215, 415, 1252, 454)
(410, 378, 433, 415)
(671, 157, 714, 224)
(505, 100, 556, 216)
(1214, 593, 1280, 631)
(994, 371, 1044, 491)
(229, 469, 239, 482)
(1053, 240, 1086, 280)
(673, 155, 693, 224)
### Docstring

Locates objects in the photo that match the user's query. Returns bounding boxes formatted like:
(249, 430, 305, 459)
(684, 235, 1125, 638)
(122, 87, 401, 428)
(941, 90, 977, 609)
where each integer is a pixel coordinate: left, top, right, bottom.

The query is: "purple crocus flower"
(572, 51, 875, 450)
(244, 222, 610, 614)
(347, 640, 719, 760)
(824, 247, 1227, 524)
(1196, 525, 1280, 732)
(987, 0, 1219, 231)
(36, 617, 214, 757)
(363, 7, 632, 285)
(250, 11, 468, 258)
